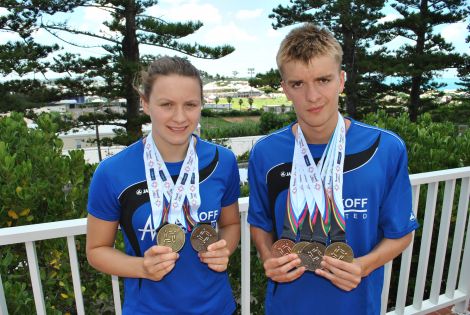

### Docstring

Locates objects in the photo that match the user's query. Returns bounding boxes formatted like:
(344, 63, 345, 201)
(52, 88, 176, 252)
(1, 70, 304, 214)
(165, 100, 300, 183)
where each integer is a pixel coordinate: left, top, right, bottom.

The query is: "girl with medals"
(86, 56, 241, 314)
(248, 24, 418, 315)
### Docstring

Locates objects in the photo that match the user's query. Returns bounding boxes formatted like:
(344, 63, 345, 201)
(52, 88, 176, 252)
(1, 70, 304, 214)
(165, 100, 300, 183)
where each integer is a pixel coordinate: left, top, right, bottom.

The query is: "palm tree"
(227, 96, 233, 110)
(238, 98, 243, 111)
(248, 97, 254, 111)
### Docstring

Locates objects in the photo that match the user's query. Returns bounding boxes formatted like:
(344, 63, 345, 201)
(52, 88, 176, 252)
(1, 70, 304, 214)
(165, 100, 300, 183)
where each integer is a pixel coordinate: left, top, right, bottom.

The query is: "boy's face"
(281, 55, 345, 136)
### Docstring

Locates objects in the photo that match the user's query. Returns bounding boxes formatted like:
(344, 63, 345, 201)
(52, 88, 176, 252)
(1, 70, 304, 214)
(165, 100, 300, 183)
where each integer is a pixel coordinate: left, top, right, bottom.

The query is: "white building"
(263, 104, 293, 113)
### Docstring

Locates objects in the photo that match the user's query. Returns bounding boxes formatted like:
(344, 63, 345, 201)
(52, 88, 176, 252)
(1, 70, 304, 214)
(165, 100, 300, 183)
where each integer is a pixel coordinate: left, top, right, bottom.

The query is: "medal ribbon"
(143, 133, 201, 232)
(290, 113, 346, 243)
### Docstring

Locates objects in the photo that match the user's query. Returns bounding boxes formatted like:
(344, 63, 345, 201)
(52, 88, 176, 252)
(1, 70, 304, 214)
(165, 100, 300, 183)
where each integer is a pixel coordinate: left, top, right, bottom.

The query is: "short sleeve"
(247, 145, 273, 232)
(221, 151, 241, 207)
(87, 161, 121, 221)
(379, 142, 419, 238)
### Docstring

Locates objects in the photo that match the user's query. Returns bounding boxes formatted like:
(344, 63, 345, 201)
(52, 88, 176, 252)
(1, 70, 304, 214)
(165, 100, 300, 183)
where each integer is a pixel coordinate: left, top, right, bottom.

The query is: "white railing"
(0, 167, 469, 315)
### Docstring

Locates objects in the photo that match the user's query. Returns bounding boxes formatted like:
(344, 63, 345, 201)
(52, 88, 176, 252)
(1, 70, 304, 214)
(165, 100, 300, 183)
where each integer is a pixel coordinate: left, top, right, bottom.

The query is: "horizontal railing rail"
(0, 167, 469, 315)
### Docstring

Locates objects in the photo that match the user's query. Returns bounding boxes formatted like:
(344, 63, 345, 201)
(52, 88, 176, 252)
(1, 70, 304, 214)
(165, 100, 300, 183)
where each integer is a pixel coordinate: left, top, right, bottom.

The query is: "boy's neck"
(294, 117, 350, 145)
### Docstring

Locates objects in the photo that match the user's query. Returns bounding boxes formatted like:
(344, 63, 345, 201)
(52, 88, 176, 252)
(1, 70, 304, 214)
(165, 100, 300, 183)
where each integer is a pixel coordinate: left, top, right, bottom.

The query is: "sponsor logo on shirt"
(136, 188, 149, 196)
(280, 171, 291, 177)
(139, 215, 157, 241)
(198, 209, 219, 222)
(343, 198, 368, 220)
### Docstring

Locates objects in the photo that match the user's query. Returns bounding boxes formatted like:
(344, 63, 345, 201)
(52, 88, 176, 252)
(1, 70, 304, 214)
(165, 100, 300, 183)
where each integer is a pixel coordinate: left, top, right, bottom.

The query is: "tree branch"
(42, 23, 121, 45)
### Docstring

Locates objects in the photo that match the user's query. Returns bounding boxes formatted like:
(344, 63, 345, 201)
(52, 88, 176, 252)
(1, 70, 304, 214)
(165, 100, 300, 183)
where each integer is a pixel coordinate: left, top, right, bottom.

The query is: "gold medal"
(157, 223, 185, 252)
(292, 241, 310, 254)
(324, 242, 354, 263)
(190, 224, 218, 252)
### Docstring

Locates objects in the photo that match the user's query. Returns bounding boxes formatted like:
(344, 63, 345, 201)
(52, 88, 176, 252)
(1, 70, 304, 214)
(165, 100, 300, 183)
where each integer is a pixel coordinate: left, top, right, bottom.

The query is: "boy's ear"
(339, 70, 346, 93)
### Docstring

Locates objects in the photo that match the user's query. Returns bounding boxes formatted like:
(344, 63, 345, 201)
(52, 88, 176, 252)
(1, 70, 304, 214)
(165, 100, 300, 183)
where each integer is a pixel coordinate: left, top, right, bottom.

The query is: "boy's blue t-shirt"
(248, 119, 419, 315)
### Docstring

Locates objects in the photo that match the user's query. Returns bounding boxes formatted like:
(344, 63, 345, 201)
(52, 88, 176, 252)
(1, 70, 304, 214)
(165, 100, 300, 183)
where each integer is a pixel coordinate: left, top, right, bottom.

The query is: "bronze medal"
(299, 242, 326, 271)
(190, 224, 218, 252)
(271, 239, 295, 258)
(292, 241, 310, 254)
(324, 242, 354, 263)
(157, 223, 185, 252)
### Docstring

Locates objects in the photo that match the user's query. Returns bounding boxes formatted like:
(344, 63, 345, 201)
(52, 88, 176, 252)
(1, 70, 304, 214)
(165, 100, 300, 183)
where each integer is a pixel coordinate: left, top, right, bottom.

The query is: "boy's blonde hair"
(276, 24, 343, 77)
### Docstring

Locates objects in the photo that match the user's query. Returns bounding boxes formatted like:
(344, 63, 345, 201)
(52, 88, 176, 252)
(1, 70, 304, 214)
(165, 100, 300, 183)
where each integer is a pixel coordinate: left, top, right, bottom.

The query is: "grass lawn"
(215, 95, 292, 110)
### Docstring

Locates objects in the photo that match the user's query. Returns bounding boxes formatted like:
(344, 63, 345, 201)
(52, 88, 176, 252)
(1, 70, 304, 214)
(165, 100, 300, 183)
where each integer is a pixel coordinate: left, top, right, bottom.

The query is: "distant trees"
(248, 97, 254, 110)
(227, 96, 233, 110)
(270, 0, 386, 117)
(0, 1, 234, 142)
(457, 22, 470, 91)
(248, 68, 281, 91)
(378, 0, 467, 121)
(268, 0, 469, 119)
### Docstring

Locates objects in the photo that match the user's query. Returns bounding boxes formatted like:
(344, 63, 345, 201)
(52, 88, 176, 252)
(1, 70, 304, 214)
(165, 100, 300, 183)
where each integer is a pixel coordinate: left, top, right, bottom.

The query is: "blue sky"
(0, 0, 469, 82)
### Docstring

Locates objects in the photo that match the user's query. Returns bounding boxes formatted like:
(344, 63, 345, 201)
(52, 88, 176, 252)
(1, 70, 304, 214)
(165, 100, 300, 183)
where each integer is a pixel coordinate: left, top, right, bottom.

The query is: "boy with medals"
(248, 24, 419, 314)
(86, 56, 241, 314)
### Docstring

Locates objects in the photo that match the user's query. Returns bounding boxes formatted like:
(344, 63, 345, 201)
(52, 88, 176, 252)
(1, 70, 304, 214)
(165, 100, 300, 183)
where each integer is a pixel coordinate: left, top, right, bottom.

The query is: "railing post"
(25, 241, 46, 315)
(66, 236, 85, 315)
(111, 275, 122, 315)
(412, 182, 439, 310)
(0, 273, 8, 315)
(240, 197, 250, 315)
(453, 177, 470, 313)
(430, 179, 456, 304)
(381, 261, 392, 315)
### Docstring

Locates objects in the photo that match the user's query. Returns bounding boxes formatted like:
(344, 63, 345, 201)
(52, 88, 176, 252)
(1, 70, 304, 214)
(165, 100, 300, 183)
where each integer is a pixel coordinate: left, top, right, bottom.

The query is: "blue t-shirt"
(88, 136, 240, 315)
(247, 119, 419, 315)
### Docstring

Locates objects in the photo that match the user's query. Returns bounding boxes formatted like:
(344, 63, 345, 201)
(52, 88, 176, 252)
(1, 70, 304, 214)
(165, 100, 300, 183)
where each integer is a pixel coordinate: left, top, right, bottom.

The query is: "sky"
(0, 0, 469, 83)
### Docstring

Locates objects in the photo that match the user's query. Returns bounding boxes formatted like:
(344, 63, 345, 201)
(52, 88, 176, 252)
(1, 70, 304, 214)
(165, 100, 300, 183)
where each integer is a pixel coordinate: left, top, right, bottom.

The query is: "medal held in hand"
(190, 224, 218, 252)
(299, 242, 326, 271)
(157, 223, 186, 252)
(324, 242, 354, 263)
(271, 239, 295, 258)
(292, 241, 310, 254)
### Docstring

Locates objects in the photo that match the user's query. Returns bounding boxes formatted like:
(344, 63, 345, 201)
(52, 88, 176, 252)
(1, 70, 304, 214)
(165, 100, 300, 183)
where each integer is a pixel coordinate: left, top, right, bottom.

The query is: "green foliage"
(202, 108, 262, 117)
(237, 151, 250, 163)
(428, 97, 470, 125)
(0, 79, 63, 113)
(201, 119, 260, 139)
(0, 112, 100, 313)
(259, 111, 297, 134)
(363, 110, 470, 173)
(248, 68, 281, 90)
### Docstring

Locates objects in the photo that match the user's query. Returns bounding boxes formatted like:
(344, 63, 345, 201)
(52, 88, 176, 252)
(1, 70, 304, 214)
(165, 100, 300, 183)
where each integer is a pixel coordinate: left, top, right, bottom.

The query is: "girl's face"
(142, 74, 202, 155)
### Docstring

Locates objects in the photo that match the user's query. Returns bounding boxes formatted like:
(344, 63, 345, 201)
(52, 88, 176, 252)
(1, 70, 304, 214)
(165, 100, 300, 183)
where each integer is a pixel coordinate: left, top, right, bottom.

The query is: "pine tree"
(269, 0, 386, 117)
(379, 0, 466, 121)
(0, 1, 234, 142)
(457, 22, 470, 91)
(248, 68, 281, 90)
